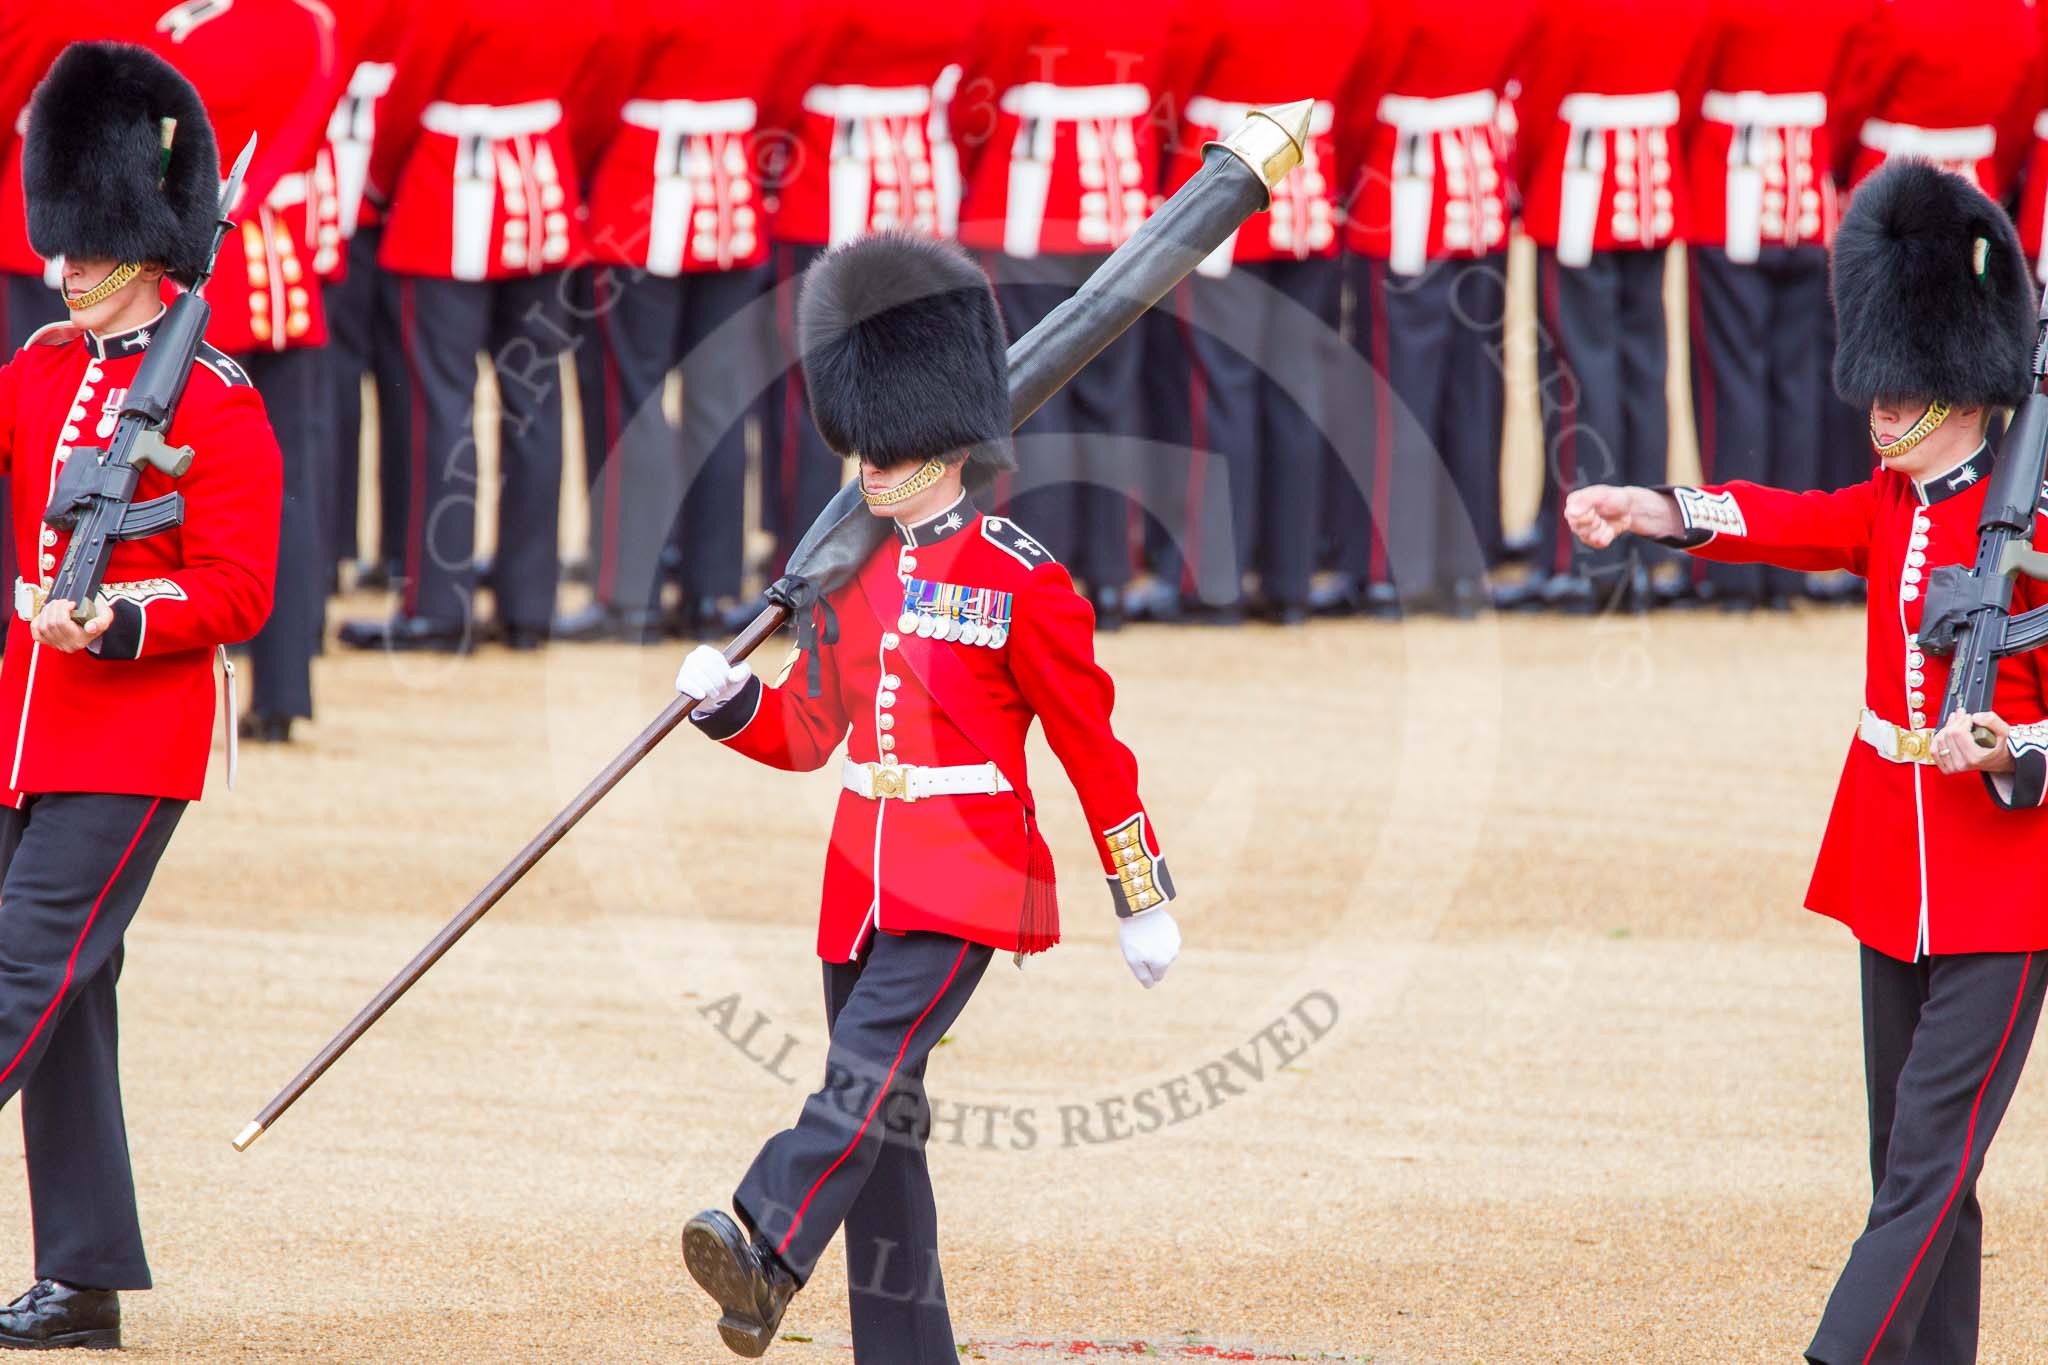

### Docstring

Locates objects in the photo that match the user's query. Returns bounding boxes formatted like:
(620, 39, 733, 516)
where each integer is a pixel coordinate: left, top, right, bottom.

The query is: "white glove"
(675, 645, 752, 717)
(1118, 906, 1182, 988)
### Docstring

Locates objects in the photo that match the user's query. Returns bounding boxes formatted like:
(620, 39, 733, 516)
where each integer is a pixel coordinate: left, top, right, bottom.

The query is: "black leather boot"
(0, 1281, 119, 1350)
(681, 1210, 798, 1358)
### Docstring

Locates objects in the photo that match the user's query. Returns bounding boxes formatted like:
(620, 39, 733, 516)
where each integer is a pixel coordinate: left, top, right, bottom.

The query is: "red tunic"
(1158, 0, 1367, 272)
(0, 311, 282, 803)
(1681, 0, 1866, 255)
(367, 0, 614, 281)
(1828, 0, 2039, 196)
(2004, 3, 2048, 269)
(1514, 0, 1710, 263)
(760, 0, 979, 248)
(696, 501, 1171, 963)
(953, 0, 1171, 258)
(0, 8, 65, 282)
(1333, 0, 1531, 271)
(583, 0, 775, 274)
(1671, 448, 2048, 960)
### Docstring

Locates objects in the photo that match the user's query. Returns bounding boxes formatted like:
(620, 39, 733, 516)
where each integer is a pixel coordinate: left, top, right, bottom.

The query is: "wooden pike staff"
(232, 100, 1312, 1152)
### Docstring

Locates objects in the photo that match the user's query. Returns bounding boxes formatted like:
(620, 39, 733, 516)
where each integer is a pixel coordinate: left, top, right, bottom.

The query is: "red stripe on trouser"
(0, 798, 160, 1092)
(1177, 282, 1209, 598)
(1368, 259, 1392, 583)
(777, 941, 971, 1256)
(401, 279, 427, 617)
(1685, 256, 1716, 587)
(1860, 953, 2035, 1365)
(1540, 253, 1578, 577)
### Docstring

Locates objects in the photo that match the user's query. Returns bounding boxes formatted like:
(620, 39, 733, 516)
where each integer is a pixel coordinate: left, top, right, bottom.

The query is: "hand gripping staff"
(42, 136, 258, 624)
(231, 104, 1313, 1152)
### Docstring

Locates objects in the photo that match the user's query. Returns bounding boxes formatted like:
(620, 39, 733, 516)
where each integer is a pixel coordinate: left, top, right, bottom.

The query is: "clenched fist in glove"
(1118, 905, 1182, 988)
(675, 645, 753, 718)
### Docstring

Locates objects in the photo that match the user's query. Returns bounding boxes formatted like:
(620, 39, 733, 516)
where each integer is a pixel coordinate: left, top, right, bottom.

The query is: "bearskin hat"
(1831, 159, 2037, 410)
(24, 42, 221, 286)
(797, 232, 1014, 472)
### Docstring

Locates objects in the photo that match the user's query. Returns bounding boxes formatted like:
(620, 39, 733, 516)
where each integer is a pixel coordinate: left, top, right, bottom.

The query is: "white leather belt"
(999, 81, 1150, 121)
(2034, 109, 2048, 141)
(1377, 89, 1498, 135)
(1860, 119, 1994, 162)
(803, 82, 932, 120)
(1702, 89, 1826, 129)
(12, 579, 44, 622)
(348, 60, 395, 101)
(841, 757, 1013, 802)
(267, 171, 310, 208)
(623, 97, 758, 136)
(1559, 90, 1680, 130)
(1190, 94, 1335, 138)
(1858, 707, 1938, 765)
(421, 99, 562, 140)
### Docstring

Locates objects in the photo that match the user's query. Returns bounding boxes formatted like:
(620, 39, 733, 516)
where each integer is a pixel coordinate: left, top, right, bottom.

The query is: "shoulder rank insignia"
(981, 516, 1056, 569)
(899, 577, 1013, 648)
(195, 343, 251, 388)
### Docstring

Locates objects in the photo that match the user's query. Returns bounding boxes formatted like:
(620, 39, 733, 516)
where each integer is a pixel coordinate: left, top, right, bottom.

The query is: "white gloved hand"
(675, 645, 752, 717)
(1118, 905, 1182, 988)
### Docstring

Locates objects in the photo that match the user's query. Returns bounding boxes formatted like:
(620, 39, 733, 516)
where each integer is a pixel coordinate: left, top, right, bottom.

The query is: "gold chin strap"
(860, 456, 948, 507)
(64, 261, 143, 311)
(1873, 400, 1951, 458)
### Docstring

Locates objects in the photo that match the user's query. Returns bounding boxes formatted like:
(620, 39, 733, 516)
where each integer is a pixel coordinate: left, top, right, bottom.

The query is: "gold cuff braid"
(1872, 401, 1951, 458)
(860, 456, 948, 507)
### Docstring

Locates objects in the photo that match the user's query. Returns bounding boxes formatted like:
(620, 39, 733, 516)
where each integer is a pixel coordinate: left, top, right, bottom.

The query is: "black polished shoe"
(498, 622, 550, 651)
(0, 1280, 119, 1350)
(336, 614, 472, 653)
(1089, 586, 1125, 632)
(1363, 582, 1403, 620)
(1307, 574, 1363, 617)
(237, 711, 293, 744)
(1122, 580, 1184, 624)
(682, 1210, 798, 1358)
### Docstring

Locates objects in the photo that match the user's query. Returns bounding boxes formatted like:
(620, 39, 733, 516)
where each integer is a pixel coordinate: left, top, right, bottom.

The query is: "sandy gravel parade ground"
(9, 599, 2048, 1363)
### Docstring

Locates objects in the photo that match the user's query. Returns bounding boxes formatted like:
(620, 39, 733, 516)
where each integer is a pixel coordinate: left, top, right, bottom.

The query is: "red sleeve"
(95, 375, 281, 660)
(1826, 2, 1898, 184)
(1993, 7, 2048, 197)
(560, 0, 624, 181)
(0, 349, 19, 481)
(1663, 479, 1878, 575)
(692, 633, 852, 773)
(367, 6, 465, 204)
(1007, 563, 1173, 917)
(1332, 7, 1412, 211)
(1510, 6, 1574, 193)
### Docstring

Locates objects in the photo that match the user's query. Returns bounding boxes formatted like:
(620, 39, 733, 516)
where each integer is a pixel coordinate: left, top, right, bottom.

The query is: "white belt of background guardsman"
(803, 82, 940, 247)
(1556, 89, 1679, 268)
(622, 96, 759, 275)
(12, 578, 239, 788)
(1702, 88, 1826, 265)
(999, 81, 1152, 259)
(1860, 118, 1995, 188)
(840, 756, 1014, 802)
(329, 60, 395, 240)
(421, 99, 564, 281)
(1188, 95, 1336, 278)
(1377, 88, 1498, 278)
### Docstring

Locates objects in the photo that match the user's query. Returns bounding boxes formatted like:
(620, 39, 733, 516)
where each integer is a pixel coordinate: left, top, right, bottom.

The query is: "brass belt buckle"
(867, 763, 912, 801)
(1897, 727, 1931, 763)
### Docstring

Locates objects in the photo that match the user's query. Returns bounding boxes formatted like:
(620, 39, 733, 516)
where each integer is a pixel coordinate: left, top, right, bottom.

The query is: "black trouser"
(1153, 259, 1338, 611)
(239, 347, 321, 719)
(2, 275, 65, 634)
(763, 244, 845, 578)
(325, 227, 412, 569)
(736, 930, 992, 1363)
(394, 272, 571, 633)
(1819, 295, 1877, 492)
(1530, 247, 1670, 585)
(0, 792, 184, 1292)
(1807, 947, 2047, 1365)
(1341, 252, 1508, 597)
(988, 253, 1144, 594)
(1687, 244, 1829, 598)
(575, 265, 771, 612)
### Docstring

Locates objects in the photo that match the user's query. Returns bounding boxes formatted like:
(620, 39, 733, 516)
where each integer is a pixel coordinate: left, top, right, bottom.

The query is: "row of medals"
(898, 583, 1011, 648)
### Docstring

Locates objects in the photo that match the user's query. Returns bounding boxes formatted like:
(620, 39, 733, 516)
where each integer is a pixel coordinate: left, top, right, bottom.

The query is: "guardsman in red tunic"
(563, 0, 782, 643)
(0, 13, 70, 351)
(1680, 0, 1866, 610)
(1332, 0, 1532, 618)
(0, 44, 280, 1348)
(136, 0, 344, 742)
(954, 0, 1171, 627)
(756, 0, 978, 577)
(1511, 0, 1708, 612)
(1566, 163, 2048, 1365)
(338, 0, 612, 653)
(1820, 0, 2040, 491)
(1144, 0, 1365, 624)
(673, 236, 1181, 1360)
